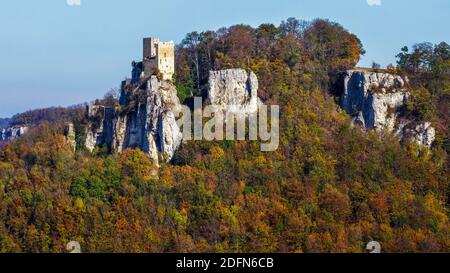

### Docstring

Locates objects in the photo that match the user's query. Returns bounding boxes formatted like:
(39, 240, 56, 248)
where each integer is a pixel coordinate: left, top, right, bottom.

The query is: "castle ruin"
(130, 38, 175, 82)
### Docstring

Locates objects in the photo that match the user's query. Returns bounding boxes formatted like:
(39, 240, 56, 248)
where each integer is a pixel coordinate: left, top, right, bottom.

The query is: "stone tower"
(143, 38, 175, 81)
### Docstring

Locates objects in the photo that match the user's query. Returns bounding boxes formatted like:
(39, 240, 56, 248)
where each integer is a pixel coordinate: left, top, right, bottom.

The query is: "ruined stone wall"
(156, 41, 175, 81)
(143, 38, 160, 59)
(142, 38, 174, 81)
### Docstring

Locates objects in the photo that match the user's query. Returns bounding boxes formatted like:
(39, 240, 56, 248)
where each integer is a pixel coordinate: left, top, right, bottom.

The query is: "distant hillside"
(0, 118, 11, 130)
(0, 106, 87, 143)
(8, 106, 85, 127)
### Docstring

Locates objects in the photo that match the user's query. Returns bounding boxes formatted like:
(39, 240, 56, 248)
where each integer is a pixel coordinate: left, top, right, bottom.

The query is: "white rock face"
(341, 70, 409, 132)
(340, 69, 435, 147)
(81, 68, 264, 163)
(84, 76, 182, 165)
(408, 122, 436, 148)
(208, 69, 260, 115)
(136, 77, 183, 163)
(85, 130, 97, 152)
(159, 111, 182, 160)
(112, 115, 127, 153)
(84, 105, 106, 152)
(0, 126, 29, 141)
(65, 123, 76, 151)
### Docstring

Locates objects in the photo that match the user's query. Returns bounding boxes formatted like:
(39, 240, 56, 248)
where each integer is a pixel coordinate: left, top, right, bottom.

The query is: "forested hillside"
(0, 18, 448, 253)
(7, 106, 85, 127)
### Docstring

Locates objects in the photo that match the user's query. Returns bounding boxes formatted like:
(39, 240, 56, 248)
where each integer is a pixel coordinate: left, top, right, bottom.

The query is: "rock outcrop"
(340, 69, 435, 147)
(78, 68, 264, 162)
(82, 76, 182, 165)
(65, 123, 76, 151)
(84, 105, 107, 152)
(208, 69, 260, 115)
(403, 122, 436, 148)
(340, 70, 409, 132)
(0, 126, 29, 142)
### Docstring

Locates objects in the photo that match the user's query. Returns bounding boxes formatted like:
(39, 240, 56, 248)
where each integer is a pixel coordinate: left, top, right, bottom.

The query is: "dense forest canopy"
(396, 42, 450, 139)
(0, 17, 448, 253)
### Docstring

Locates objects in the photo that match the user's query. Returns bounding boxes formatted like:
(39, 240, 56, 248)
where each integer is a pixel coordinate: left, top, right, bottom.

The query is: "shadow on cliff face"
(329, 72, 347, 98)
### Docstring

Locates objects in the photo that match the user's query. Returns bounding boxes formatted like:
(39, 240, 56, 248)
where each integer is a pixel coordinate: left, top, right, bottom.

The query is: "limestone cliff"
(0, 126, 29, 142)
(208, 69, 260, 115)
(82, 76, 182, 165)
(340, 69, 435, 147)
(65, 122, 76, 152)
(78, 68, 264, 163)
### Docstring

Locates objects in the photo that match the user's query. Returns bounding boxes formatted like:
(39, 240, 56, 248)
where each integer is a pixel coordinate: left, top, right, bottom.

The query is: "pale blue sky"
(0, 0, 448, 117)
